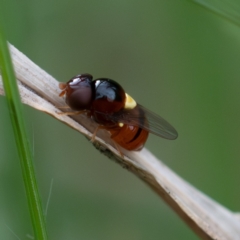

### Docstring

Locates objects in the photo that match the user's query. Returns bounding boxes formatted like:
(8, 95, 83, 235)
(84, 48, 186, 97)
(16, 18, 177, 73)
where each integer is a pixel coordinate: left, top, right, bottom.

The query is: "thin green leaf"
(192, 0, 240, 26)
(0, 19, 48, 240)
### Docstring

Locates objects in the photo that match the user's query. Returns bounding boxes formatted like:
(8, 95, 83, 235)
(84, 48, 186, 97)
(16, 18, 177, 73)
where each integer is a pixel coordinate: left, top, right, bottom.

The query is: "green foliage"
(193, 0, 240, 26)
(0, 21, 48, 240)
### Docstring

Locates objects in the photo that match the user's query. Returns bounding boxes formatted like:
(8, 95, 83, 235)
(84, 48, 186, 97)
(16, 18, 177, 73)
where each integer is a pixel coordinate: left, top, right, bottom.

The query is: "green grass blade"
(192, 0, 240, 26)
(0, 21, 48, 240)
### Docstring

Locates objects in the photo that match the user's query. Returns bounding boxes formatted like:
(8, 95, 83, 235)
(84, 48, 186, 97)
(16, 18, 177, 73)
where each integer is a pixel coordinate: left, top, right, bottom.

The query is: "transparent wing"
(108, 104, 178, 140)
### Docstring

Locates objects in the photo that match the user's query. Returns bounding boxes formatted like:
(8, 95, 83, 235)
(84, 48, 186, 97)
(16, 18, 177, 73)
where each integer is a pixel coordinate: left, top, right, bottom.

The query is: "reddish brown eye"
(64, 74, 94, 110)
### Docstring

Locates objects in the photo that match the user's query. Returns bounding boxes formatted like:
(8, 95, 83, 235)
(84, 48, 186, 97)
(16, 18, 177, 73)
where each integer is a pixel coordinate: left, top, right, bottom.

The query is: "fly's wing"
(109, 104, 178, 140)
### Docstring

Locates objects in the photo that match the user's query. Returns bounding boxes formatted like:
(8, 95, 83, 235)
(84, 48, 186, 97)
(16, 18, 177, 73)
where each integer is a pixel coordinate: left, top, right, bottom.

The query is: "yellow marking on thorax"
(124, 93, 136, 109)
(118, 122, 124, 127)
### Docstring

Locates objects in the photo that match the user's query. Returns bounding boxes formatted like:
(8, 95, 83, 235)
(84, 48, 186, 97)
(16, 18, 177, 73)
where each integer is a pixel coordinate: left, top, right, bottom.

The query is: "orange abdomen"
(108, 124, 149, 151)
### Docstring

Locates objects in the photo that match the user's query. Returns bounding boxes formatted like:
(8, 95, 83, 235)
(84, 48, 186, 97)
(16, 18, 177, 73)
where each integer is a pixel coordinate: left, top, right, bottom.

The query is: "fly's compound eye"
(63, 73, 94, 111)
(67, 73, 93, 88)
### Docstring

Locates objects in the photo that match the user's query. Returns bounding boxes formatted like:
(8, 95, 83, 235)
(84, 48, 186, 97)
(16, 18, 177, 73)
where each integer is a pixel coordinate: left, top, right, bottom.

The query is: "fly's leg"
(112, 140, 124, 158)
(91, 125, 106, 142)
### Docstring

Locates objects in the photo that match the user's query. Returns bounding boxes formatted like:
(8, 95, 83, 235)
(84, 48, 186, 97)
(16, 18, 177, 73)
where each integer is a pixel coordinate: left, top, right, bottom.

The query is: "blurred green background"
(1, 0, 240, 239)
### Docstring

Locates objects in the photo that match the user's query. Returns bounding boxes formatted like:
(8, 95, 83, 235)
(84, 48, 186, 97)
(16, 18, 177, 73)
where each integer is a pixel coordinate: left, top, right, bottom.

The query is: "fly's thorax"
(92, 78, 126, 113)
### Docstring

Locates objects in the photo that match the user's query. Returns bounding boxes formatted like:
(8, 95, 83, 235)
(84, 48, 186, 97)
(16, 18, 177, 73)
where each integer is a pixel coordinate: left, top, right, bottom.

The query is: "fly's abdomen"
(109, 124, 149, 151)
